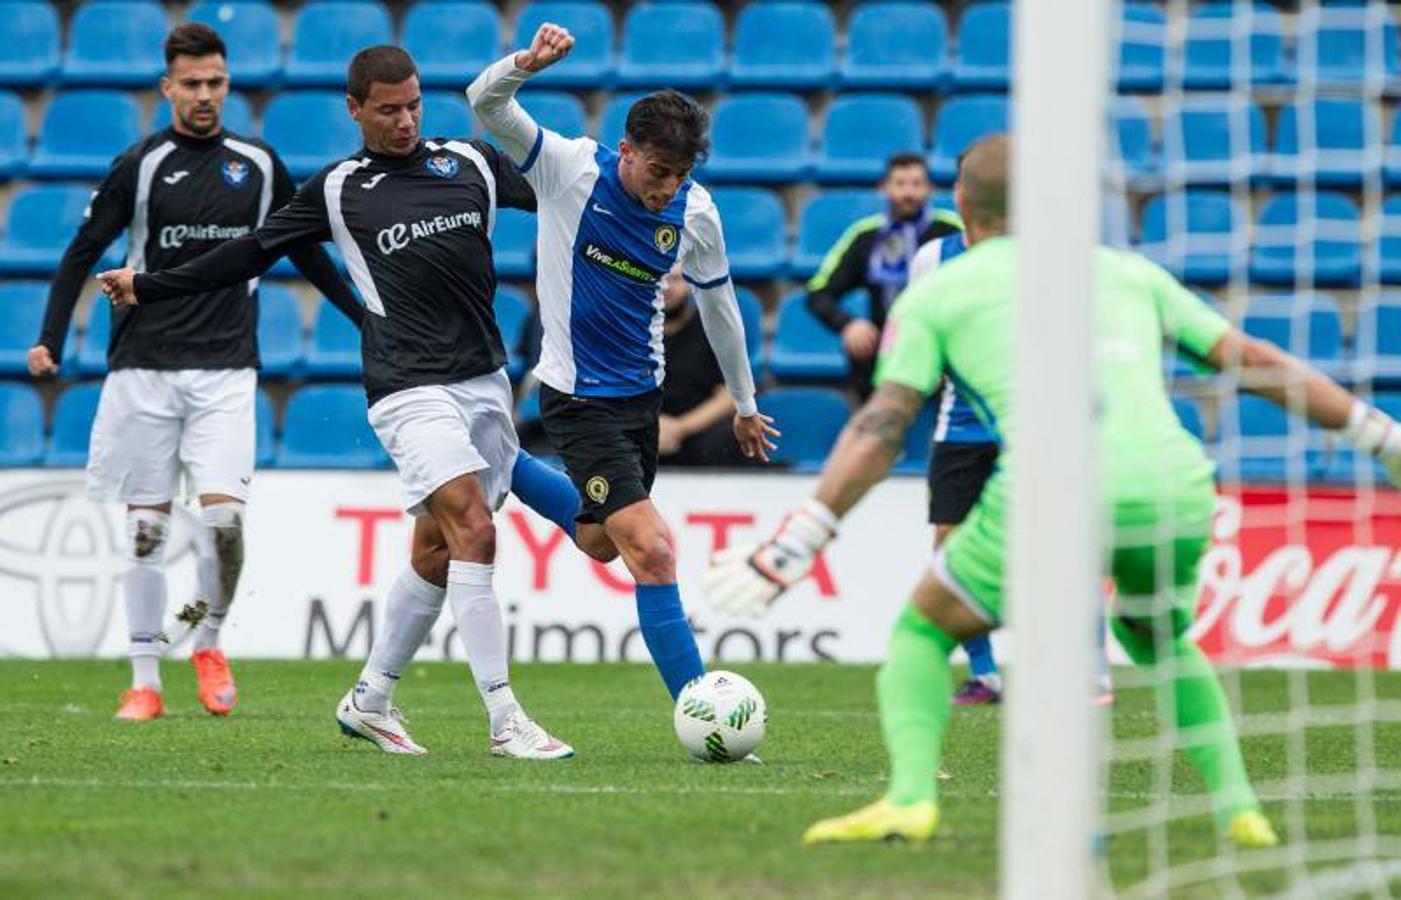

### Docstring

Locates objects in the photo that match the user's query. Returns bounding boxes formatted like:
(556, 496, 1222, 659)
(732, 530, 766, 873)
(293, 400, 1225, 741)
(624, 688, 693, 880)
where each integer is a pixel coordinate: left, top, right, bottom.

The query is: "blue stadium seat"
(263, 92, 363, 180)
(1249, 193, 1362, 288)
(791, 189, 884, 278)
(0, 382, 43, 465)
(1379, 195, 1401, 285)
(1172, 395, 1205, 441)
(519, 92, 587, 139)
(734, 286, 764, 375)
(151, 92, 255, 137)
(730, 2, 836, 90)
(1182, 3, 1291, 91)
(1115, 3, 1167, 92)
(597, 93, 645, 149)
(840, 1, 947, 90)
(708, 187, 786, 280)
(257, 284, 305, 378)
(1138, 191, 1243, 286)
(495, 285, 529, 381)
(61, 1, 166, 86)
(304, 301, 362, 378)
(894, 402, 935, 475)
(188, 1, 282, 88)
(402, 2, 499, 89)
(77, 299, 109, 376)
(29, 90, 142, 179)
(929, 95, 1008, 184)
(768, 293, 848, 382)
(815, 94, 924, 184)
(0, 91, 25, 180)
(952, 2, 1011, 91)
(1162, 97, 1266, 187)
(1296, 6, 1400, 92)
(1242, 294, 1345, 379)
(1354, 294, 1401, 385)
(255, 388, 275, 468)
(276, 384, 387, 469)
(758, 387, 849, 472)
(513, 3, 615, 89)
(1272, 98, 1377, 189)
(286, 1, 393, 88)
(617, 2, 723, 88)
(703, 94, 811, 184)
(1218, 394, 1328, 484)
(45, 382, 102, 467)
(0, 186, 115, 275)
(1385, 114, 1401, 187)
(0, 1, 59, 87)
(0, 282, 46, 375)
(1107, 96, 1158, 189)
(421, 91, 473, 141)
(494, 209, 536, 279)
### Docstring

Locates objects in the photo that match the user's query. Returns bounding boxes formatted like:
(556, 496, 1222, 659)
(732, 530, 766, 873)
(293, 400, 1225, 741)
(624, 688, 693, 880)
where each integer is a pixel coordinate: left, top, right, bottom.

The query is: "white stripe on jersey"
(531, 142, 602, 394)
(429, 140, 496, 237)
(933, 376, 957, 442)
(914, 236, 958, 443)
(324, 158, 383, 316)
(223, 137, 274, 294)
(127, 141, 177, 271)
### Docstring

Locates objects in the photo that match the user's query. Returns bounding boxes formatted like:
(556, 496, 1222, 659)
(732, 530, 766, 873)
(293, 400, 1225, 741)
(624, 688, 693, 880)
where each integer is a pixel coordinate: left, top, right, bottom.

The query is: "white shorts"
(86, 368, 257, 506)
(368, 369, 519, 517)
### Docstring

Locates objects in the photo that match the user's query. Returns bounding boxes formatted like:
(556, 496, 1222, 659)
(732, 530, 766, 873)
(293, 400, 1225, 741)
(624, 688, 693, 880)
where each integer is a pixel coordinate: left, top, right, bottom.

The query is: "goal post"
(1003, 0, 1111, 897)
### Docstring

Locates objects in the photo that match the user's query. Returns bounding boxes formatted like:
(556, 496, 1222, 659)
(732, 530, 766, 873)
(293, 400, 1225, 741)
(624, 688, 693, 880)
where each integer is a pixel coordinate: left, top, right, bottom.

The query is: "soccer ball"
(673, 671, 767, 763)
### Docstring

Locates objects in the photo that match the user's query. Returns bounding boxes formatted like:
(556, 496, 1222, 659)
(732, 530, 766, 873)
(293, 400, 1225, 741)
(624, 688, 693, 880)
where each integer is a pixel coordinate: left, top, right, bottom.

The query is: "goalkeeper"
(706, 134, 1401, 846)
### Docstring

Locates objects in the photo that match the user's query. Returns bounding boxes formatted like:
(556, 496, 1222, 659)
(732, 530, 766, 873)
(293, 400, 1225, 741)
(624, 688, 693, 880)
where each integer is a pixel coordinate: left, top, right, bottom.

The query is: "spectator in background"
(659, 263, 758, 468)
(805, 153, 961, 400)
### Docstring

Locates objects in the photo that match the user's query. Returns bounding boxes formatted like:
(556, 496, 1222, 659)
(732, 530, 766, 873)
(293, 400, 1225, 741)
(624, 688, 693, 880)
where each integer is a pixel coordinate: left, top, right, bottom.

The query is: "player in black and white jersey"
(29, 24, 363, 723)
(99, 46, 572, 759)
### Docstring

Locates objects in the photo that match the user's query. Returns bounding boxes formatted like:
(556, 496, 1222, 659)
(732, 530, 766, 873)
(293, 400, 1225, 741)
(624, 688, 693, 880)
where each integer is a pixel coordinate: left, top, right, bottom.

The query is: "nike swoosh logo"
(163, 171, 189, 185)
(362, 173, 388, 190)
(591, 203, 614, 217)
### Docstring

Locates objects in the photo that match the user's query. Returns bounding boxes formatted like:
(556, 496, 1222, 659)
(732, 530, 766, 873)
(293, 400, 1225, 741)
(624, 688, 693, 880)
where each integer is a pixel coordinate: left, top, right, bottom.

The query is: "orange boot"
(115, 686, 164, 721)
(192, 648, 237, 715)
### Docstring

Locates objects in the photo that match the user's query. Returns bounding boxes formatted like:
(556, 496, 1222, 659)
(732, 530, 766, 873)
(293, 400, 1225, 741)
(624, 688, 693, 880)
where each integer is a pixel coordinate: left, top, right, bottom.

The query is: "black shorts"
(927, 441, 1000, 526)
(539, 385, 661, 524)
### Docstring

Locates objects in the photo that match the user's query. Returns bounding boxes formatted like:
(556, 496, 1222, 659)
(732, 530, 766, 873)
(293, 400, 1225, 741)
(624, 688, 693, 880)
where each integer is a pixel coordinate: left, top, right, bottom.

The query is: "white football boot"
(490, 709, 575, 760)
(336, 689, 428, 755)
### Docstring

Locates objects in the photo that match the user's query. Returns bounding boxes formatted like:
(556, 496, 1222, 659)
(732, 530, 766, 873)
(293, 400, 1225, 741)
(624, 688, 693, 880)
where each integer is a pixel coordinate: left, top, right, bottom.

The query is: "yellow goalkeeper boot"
(802, 799, 938, 846)
(1227, 810, 1279, 849)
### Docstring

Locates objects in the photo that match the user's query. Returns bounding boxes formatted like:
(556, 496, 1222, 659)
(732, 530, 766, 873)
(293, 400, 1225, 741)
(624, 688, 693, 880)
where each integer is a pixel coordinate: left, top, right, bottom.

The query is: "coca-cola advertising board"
(0, 471, 1397, 668)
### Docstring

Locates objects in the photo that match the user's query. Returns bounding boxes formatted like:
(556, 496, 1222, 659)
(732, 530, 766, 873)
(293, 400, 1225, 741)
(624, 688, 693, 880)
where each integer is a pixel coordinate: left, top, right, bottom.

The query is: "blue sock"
(635, 583, 705, 700)
(964, 634, 998, 679)
(511, 449, 579, 540)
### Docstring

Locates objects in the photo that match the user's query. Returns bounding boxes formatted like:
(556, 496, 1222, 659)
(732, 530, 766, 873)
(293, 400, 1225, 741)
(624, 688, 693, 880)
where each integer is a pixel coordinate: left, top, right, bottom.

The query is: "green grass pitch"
(2, 660, 1398, 898)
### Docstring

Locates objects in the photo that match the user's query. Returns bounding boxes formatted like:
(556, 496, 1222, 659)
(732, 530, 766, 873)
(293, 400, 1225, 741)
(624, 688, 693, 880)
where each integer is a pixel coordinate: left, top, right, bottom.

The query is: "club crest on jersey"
(653, 224, 678, 254)
(426, 154, 459, 179)
(221, 158, 250, 188)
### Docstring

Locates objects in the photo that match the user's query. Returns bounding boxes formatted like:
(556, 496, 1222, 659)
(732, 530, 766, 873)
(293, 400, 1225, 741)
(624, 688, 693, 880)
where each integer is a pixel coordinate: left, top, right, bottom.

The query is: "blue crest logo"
(426, 154, 459, 179)
(221, 158, 249, 188)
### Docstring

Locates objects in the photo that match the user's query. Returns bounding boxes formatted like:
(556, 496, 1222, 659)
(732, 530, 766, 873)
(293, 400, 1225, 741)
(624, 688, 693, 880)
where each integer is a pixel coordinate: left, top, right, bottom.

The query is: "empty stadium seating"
(617, 2, 724, 88)
(513, 2, 616, 89)
(734, 285, 764, 375)
(45, 381, 102, 467)
(709, 187, 786, 280)
(0, 92, 26, 180)
(1138, 191, 1243, 286)
(952, 2, 1011, 91)
(304, 300, 362, 378)
(597, 93, 644, 149)
(494, 285, 530, 381)
(1249, 193, 1362, 287)
(188, 1, 282, 88)
(1272, 98, 1378, 188)
(1218, 394, 1332, 484)
(493, 209, 536, 279)
(729, 1, 836, 90)
(150, 92, 255, 138)
(1163, 97, 1267, 186)
(0, 185, 124, 275)
(421, 91, 474, 141)
(815, 95, 924, 184)
(1242, 294, 1346, 378)
(704, 94, 811, 183)
(0, 382, 43, 465)
(1108, 96, 1160, 189)
(0, 1, 60, 88)
(791, 189, 884, 279)
(61, 1, 166, 87)
(255, 387, 275, 468)
(840, 2, 947, 91)
(276, 384, 387, 469)
(262, 92, 363, 180)
(1296, 5, 1400, 92)
(29, 91, 142, 180)
(0, 282, 45, 375)
(257, 284, 305, 378)
(76, 299, 109, 376)
(1116, 3, 1168, 93)
(402, 2, 500, 90)
(768, 293, 848, 382)
(286, 1, 393, 88)
(1355, 295, 1401, 384)
(519, 92, 587, 140)
(1181, 3, 1292, 91)
(929, 95, 1008, 184)
(1380, 195, 1401, 283)
(1172, 395, 1205, 441)
(757, 387, 849, 471)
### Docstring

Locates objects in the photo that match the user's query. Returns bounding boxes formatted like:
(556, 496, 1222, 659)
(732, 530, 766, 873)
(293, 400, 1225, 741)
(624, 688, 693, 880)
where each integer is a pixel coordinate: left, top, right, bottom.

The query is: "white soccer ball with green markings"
(674, 671, 767, 763)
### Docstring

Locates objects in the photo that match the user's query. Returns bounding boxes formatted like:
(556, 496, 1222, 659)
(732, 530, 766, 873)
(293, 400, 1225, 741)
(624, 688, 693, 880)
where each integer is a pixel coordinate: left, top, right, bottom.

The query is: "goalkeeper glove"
(703, 500, 838, 619)
(1342, 400, 1401, 488)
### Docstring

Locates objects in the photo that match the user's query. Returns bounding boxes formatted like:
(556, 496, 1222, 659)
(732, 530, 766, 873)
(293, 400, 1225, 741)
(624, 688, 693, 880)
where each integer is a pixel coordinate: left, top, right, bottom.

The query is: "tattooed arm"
(813, 382, 925, 518)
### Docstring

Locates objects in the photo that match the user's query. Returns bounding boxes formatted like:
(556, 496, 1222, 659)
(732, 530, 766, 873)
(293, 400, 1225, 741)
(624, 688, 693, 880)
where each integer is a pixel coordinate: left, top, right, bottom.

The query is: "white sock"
(446, 560, 520, 734)
(356, 565, 446, 714)
(125, 509, 170, 691)
(193, 502, 245, 651)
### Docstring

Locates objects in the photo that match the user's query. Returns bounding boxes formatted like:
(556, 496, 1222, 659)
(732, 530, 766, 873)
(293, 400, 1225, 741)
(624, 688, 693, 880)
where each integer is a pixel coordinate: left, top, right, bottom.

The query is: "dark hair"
(882, 152, 930, 181)
(163, 23, 226, 68)
(624, 91, 711, 165)
(347, 45, 418, 102)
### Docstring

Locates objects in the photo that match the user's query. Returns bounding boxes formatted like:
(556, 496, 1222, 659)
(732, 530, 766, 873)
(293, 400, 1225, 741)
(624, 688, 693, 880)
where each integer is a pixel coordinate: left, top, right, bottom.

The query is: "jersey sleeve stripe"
(127, 141, 177, 271)
(520, 126, 545, 174)
(683, 272, 730, 290)
(324, 158, 385, 317)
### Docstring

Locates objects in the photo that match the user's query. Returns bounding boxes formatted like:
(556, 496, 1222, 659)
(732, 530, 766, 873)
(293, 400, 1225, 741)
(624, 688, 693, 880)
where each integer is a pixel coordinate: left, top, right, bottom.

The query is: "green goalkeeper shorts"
(940, 472, 1217, 622)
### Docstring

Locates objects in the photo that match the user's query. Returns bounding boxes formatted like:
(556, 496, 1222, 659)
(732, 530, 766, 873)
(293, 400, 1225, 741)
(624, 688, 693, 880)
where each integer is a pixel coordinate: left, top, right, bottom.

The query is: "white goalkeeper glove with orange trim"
(1342, 400, 1401, 488)
(704, 500, 838, 619)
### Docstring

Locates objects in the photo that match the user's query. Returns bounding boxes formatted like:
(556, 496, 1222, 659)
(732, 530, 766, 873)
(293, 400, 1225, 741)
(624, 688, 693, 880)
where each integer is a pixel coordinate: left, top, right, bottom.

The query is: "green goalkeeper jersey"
(875, 235, 1230, 512)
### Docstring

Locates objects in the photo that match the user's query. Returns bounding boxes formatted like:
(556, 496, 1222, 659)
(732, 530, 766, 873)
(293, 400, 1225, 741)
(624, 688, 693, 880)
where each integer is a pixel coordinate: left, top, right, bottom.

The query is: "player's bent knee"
(912, 573, 990, 642)
(576, 523, 620, 563)
(441, 508, 497, 561)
